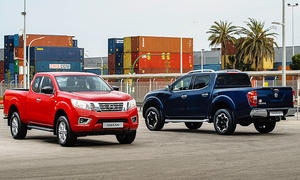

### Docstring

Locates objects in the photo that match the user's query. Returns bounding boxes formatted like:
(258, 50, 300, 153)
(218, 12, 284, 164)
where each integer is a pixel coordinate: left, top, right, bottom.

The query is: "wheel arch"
(211, 95, 236, 122)
(143, 97, 164, 118)
(8, 104, 19, 126)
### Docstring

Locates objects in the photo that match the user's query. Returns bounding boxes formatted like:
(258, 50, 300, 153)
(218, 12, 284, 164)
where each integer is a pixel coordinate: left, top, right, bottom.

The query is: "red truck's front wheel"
(56, 116, 77, 146)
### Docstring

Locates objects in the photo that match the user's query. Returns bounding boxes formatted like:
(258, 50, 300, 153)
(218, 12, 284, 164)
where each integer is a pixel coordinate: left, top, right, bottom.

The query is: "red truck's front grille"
(98, 102, 123, 112)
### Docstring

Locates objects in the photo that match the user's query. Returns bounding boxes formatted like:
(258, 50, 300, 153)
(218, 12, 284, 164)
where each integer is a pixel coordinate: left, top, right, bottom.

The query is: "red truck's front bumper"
(68, 107, 139, 135)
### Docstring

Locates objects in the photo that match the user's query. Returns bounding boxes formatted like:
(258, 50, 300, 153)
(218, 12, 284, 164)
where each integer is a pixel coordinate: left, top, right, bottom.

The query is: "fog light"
(78, 117, 92, 124)
(131, 116, 137, 123)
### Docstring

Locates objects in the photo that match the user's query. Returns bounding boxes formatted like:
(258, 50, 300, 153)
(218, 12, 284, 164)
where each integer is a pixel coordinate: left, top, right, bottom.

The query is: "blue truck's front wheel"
(213, 109, 236, 135)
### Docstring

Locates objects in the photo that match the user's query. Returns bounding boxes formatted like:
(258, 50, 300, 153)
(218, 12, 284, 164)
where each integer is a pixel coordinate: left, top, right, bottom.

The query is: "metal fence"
(1, 70, 300, 105)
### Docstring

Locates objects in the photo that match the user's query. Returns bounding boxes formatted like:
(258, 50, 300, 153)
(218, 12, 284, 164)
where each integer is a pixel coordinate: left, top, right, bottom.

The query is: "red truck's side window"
(32, 77, 42, 93)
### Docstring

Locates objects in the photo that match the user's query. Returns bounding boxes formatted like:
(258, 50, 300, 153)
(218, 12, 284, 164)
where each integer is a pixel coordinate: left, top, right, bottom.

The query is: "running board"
(27, 124, 54, 132)
(165, 119, 209, 123)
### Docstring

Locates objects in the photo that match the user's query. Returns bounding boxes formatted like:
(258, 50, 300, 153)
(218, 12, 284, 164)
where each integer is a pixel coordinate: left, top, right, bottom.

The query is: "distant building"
(84, 57, 108, 75)
(0, 48, 3, 61)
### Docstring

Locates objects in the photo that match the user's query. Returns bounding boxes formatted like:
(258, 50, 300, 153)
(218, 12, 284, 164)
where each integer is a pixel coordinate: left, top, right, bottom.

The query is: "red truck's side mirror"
(41, 86, 54, 94)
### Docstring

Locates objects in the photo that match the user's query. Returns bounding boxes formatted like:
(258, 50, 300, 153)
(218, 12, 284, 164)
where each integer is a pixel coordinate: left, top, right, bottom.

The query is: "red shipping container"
(108, 54, 116, 75)
(130, 36, 193, 53)
(0, 61, 4, 74)
(0, 73, 4, 82)
(131, 52, 193, 74)
(19, 34, 73, 48)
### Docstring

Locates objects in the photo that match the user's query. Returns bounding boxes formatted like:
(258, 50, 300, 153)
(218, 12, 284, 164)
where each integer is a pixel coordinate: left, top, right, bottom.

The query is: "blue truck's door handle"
(181, 94, 188, 99)
(201, 93, 209, 97)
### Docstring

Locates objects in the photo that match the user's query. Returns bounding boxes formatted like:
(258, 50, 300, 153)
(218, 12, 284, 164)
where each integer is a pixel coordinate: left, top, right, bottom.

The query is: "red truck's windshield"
(55, 75, 112, 92)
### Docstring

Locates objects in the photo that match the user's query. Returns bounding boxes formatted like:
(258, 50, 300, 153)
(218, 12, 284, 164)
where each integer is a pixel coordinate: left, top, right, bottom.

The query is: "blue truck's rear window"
(215, 73, 251, 88)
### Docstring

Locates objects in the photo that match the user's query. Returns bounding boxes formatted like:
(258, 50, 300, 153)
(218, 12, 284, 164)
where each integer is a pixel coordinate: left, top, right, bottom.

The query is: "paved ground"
(0, 110, 300, 180)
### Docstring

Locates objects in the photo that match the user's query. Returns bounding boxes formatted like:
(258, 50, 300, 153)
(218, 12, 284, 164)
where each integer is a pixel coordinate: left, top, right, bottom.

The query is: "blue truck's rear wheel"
(254, 121, 276, 134)
(10, 112, 27, 139)
(213, 109, 236, 135)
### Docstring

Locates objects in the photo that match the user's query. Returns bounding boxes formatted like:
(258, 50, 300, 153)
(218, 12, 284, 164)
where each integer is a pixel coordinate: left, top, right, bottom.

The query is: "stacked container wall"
(115, 53, 123, 69)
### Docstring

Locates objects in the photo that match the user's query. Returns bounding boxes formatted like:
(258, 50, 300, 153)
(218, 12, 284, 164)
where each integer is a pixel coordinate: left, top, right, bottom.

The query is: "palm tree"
(207, 21, 238, 69)
(236, 18, 278, 71)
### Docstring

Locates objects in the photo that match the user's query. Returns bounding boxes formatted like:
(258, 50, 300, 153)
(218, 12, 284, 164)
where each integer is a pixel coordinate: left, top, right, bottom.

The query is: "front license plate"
(269, 111, 283, 116)
(103, 122, 123, 128)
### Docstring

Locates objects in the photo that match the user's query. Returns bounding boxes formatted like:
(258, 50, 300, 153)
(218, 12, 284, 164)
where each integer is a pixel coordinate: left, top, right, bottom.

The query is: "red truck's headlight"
(123, 99, 136, 111)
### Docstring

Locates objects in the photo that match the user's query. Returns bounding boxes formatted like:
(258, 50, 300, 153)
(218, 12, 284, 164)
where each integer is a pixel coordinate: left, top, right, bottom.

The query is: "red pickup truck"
(3, 72, 138, 146)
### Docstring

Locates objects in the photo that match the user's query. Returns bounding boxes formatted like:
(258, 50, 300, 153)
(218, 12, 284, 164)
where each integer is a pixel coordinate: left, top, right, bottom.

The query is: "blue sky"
(1, 0, 299, 57)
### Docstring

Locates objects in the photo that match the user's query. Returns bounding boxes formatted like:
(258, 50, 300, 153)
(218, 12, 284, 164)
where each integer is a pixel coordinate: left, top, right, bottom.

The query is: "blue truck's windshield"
(55, 75, 112, 92)
(215, 73, 251, 88)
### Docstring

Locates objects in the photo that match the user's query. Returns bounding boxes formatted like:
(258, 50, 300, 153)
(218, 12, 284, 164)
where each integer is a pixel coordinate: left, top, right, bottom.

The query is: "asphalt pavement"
(0, 110, 300, 180)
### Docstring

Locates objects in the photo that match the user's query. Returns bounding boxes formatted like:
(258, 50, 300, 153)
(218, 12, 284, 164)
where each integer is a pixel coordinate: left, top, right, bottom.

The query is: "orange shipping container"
(19, 34, 73, 48)
(130, 52, 193, 74)
(129, 36, 193, 53)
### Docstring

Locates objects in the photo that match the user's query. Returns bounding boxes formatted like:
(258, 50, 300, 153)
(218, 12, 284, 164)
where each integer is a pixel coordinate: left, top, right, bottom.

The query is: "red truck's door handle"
(36, 99, 41, 102)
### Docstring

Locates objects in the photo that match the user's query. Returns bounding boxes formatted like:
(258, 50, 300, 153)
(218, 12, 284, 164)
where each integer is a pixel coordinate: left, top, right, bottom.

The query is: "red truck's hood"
(61, 91, 132, 102)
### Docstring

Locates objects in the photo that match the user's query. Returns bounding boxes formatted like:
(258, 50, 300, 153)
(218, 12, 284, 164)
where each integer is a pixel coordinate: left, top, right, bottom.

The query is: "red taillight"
(247, 90, 257, 107)
(292, 90, 296, 105)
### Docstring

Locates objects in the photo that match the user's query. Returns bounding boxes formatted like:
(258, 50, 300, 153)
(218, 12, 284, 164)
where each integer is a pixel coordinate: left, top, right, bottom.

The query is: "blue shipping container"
(115, 53, 124, 69)
(4, 35, 14, 48)
(108, 38, 124, 54)
(73, 40, 78, 48)
(84, 68, 108, 75)
(194, 64, 221, 71)
(115, 68, 123, 75)
(35, 60, 83, 72)
(30, 46, 84, 63)
(14, 34, 19, 47)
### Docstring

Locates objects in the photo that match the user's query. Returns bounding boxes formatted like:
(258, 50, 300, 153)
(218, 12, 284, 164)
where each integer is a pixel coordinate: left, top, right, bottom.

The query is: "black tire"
(56, 116, 77, 146)
(213, 109, 236, 135)
(254, 121, 276, 134)
(145, 107, 165, 131)
(10, 112, 27, 139)
(116, 130, 136, 144)
(185, 122, 203, 130)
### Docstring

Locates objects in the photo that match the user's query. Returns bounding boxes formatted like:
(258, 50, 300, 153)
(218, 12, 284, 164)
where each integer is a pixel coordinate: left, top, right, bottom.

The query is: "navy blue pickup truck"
(143, 70, 296, 135)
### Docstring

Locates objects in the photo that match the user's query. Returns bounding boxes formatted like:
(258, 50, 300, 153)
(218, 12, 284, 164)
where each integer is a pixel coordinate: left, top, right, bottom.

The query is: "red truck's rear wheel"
(10, 112, 27, 139)
(56, 116, 77, 146)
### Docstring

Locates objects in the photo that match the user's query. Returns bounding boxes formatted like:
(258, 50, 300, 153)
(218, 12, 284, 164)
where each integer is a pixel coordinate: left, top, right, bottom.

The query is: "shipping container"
(124, 37, 131, 53)
(0, 61, 4, 74)
(19, 34, 73, 48)
(14, 34, 19, 47)
(30, 47, 84, 73)
(73, 40, 78, 48)
(30, 46, 84, 63)
(115, 53, 123, 69)
(108, 38, 124, 54)
(123, 53, 132, 69)
(108, 54, 116, 75)
(84, 68, 108, 75)
(4, 35, 14, 48)
(115, 68, 123, 75)
(193, 64, 221, 71)
(129, 36, 193, 53)
(129, 52, 193, 74)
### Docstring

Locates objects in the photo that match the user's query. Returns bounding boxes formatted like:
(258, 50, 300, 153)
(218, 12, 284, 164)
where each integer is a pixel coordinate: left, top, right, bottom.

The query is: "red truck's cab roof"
(36, 72, 97, 77)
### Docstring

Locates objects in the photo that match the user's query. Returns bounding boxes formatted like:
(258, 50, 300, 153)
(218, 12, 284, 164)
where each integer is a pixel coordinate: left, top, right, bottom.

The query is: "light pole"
(287, 2, 298, 56)
(272, 0, 286, 86)
(27, 37, 45, 88)
(21, 0, 27, 88)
